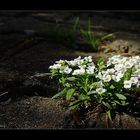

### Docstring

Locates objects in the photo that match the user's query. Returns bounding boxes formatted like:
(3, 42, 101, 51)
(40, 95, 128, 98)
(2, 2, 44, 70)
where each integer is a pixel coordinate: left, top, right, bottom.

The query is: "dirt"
(0, 96, 72, 128)
(0, 11, 140, 129)
(87, 112, 140, 128)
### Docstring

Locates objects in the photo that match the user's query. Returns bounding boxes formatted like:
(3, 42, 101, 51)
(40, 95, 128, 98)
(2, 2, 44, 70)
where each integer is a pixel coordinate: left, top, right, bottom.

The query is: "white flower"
(107, 60, 112, 67)
(124, 61, 133, 68)
(101, 70, 107, 75)
(75, 56, 81, 60)
(84, 56, 93, 62)
(120, 57, 127, 63)
(137, 81, 140, 87)
(72, 68, 85, 75)
(96, 87, 106, 94)
(115, 72, 124, 82)
(116, 72, 124, 79)
(134, 64, 140, 70)
(88, 62, 95, 66)
(78, 65, 86, 69)
(49, 64, 61, 69)
(114, 64, 124, 71)
(112, 59, 120, 65)
(88, 56, 93, 62)
(67, 60, 77, 66)
(106, 68, 115, 75)
(96, 72, 103, 79)
(79, 59, 84, 65)
(132, 56, 139, 59)
(130, 77, 139, 85)
(86, 65, 95, 74)
(96, 81, 104, 87)
(86, 69, 94, 74)
(65, 56, 82, 66)
(124, 80, 132, 89)
(63, 67, 72, 74)
(112, 75, 121, 82)
(111, 56, 122, 65)
(56, 59, 65, 64)
(102, 74, 111, 82)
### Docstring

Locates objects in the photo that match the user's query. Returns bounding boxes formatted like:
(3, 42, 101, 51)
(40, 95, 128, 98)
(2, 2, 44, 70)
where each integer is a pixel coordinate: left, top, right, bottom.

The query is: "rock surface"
(0, 96, 72, 128)
(0, 11, 140, 129)
(87, 112, 140, 128)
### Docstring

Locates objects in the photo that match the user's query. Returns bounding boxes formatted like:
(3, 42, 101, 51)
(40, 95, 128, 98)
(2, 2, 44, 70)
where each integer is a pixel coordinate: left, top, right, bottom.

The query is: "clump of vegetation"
(80, 19, 101, 51)
(48, 55, 140, 127)
(73, 17, 115, 52)
(44, 17, 115, 52)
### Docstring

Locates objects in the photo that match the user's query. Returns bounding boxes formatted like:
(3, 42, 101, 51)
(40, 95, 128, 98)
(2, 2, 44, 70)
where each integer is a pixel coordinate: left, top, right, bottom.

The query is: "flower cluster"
(49, 56, 96, 75)
(106, 55, 140, 88)
(49, 55, 140, 112)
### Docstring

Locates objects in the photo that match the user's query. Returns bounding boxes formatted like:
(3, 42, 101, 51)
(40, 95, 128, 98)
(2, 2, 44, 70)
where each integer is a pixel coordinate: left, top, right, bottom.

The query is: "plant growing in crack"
(48, 55, 140, 128)
(43, 17, 115, 52)
(73, 17, 115, 52)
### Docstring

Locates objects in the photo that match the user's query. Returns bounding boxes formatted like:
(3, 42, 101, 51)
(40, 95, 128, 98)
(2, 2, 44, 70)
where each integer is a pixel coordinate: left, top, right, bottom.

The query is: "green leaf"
(67, 77, 76, 81)
(69, 100, 80, 106)
(59, 77, 66, 84)
(110, 85, 115, 89)
(121, 100, 129, 106)
(97, 57, 104, 65)
(102, 101, 111, 109)
(111, 101, 117, 109)
(89, 83, 96, 90)
(78, 94, 90, 100)
(69, 103, 80, 111)
(97, 57, 105, 69)
(52, 88, 68, 99)
(114, 100, 121, 105)
(65, 83, 71, 88)
(98, 96, 102, 103)
(73, 17, 80, 31)
(101, 33, 115, 41)
(124, 68, 132, 80)
(116, 93, 126, 100)
(66, 88, 75, 100)
(87, 90, 96, 95)
(106, 110, 112, 121)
